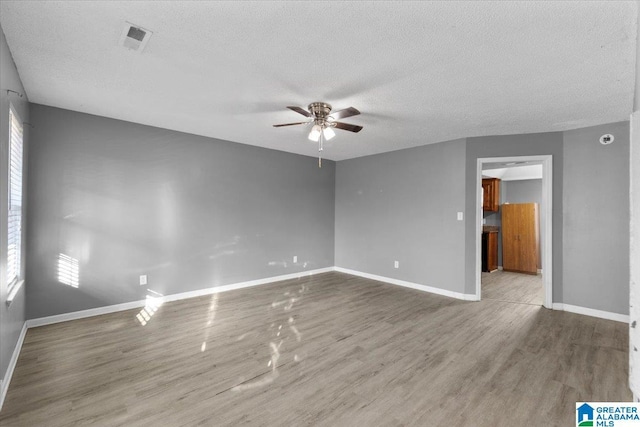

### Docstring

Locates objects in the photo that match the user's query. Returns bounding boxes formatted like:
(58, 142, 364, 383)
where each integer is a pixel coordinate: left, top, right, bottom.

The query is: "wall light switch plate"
(457, 212, 464, 221)
(139, 275, 147, 286)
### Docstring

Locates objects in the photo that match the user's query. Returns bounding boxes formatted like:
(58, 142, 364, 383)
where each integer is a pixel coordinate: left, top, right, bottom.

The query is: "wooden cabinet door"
(487, 232, 498, 272)
(482, 231, 499, 273)
(502, 205, 520, 271)
(502, 203, 539, 274)
(482, 180, 491, 211)
(482, 178, 500, 212)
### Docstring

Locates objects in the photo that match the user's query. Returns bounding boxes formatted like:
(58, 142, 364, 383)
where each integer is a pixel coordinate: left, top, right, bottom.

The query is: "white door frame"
(475, 155, 553, 308)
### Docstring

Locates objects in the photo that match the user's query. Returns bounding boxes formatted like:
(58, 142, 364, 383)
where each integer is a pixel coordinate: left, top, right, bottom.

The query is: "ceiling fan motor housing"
(309, 102, 332, 121)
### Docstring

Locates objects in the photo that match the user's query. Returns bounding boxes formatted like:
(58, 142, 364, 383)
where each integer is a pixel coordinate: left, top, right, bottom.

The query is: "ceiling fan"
(273, 102, 363, 167)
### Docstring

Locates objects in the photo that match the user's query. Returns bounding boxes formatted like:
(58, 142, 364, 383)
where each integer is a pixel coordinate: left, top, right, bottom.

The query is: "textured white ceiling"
(0, 1, 637, 160)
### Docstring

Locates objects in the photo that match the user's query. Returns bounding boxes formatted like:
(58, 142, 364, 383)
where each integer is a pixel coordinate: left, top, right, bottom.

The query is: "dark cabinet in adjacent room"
(482, 231, 498, 272)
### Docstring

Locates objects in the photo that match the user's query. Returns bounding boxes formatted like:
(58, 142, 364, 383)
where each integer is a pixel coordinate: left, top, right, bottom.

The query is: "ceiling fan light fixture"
(308, 124, 322, 142)
(323, 126, 336, 141)
(274, 102, 362, 167)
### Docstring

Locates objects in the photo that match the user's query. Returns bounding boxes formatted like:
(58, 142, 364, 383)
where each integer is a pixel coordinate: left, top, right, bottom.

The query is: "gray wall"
(562, 121, 629, 315)
(24, 111, 633, 321)
(467, 124, 630, 315)
(503, 179, 542, 205)
(335, 139, 467, 294)
(336, 124, 629, 317)
(0, 26, 28, 385)
(25, 104, 335, 319)
(466, 132, 564, 301)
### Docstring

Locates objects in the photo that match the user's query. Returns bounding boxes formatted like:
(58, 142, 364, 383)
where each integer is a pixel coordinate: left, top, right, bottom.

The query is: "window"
(7, 106, 23, 298)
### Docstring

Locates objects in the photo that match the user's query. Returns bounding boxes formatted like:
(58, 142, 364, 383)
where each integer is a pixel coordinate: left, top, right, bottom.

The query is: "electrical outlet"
(139, 275, 147, 286)
(394, 261, 399, 269)
(457, 212, 464, 221)
(293, 255, 298, 263)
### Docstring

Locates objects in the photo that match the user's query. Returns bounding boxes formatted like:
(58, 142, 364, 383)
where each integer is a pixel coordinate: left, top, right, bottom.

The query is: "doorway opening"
(475, 155, 553, 308)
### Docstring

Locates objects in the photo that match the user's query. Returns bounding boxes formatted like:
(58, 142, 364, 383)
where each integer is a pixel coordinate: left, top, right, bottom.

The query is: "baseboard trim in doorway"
(0, 321, 28, 411)
(552, 303, 629, 323)
(26, 267, 335, 329)
(497, 266, 543, 274)
(334, 267, 478, 301)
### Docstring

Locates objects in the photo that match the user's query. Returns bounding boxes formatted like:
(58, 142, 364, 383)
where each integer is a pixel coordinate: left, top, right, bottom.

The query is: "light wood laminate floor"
(482, 270, 544, 305)
(0, 272, 630, 426)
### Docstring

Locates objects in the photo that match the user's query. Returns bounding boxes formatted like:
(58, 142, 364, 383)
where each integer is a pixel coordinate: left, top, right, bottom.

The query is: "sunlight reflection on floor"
(232, 283, 308, 392)
(200, 293, 219, 352)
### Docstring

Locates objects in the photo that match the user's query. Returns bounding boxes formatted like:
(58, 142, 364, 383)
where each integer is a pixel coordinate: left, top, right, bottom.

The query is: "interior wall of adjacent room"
(25, 104, 336, 319)
(0, 25, 28, 384)
(335, 139, 467, 294)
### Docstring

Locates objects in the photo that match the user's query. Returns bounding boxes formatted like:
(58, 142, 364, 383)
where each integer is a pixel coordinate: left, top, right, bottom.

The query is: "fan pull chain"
(318, 131, 324, 168)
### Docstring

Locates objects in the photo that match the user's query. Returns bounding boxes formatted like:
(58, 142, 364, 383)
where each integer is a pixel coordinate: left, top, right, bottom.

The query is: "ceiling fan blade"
(330, 107, 360, 120)
(273, 122, 308, 127)
(286, 106, 311, 117)
(333, 122, 363, 133)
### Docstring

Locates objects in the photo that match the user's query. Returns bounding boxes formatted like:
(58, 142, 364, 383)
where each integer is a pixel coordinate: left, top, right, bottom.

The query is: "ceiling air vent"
(119, 22, 152, 52)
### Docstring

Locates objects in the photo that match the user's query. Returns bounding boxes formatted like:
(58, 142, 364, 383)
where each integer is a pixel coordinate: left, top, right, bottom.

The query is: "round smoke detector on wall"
(599, 134, 614, 145)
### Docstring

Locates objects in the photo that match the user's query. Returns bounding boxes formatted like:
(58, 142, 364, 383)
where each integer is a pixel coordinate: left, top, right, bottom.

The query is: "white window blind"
(7, 107, 23, 291)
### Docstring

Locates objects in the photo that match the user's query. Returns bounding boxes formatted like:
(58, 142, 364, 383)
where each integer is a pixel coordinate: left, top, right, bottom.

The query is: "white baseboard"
(334, 267, 478, 301)
(27, 267, 334, 329)
(497, 266, 543, 274)
(496, 266, 543, 275)
(27, 300, 149, 328)
(552, 303, 629, 323)
(0, 321, 28, 411)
